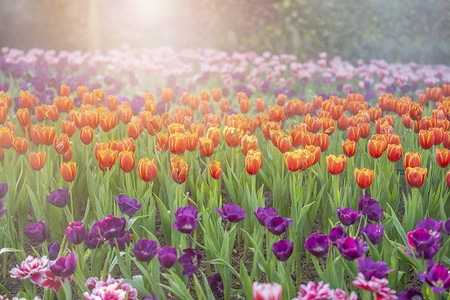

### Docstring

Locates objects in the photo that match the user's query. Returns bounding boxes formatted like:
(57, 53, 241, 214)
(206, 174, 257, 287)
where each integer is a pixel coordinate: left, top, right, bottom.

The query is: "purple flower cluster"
(406, 218, 444, 260)
(254, 207, 292, 235)
(173, 206, 200, 234)
(358, 194, 383, 223)
(418, 259, 450, 293)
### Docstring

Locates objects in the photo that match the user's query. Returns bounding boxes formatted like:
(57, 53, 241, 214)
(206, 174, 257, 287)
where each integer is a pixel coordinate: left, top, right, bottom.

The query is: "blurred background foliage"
(0, 0, 449, 64)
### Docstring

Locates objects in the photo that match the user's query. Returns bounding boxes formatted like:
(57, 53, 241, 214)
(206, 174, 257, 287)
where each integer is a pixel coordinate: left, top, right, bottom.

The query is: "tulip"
(265, 216, 292, 235)
(219, 98, 230, 112)
(245, 149, 262, 175)
(354, 168, 375, 189)
(53, 134, 71, 155)
(209, 160, 222, 179)
(386, 144, 402, 162)
(97, 148, 118, 171)
(178, 248, 202, 277)
(138, 158, 157, 182)
(241, 135, 258, 156)
(24, 221, 47, 243)
(405, 167, 427, 188)
(84, 225, 104, 249)
(17, 108, 31, 127)
(358, 257, 392, 280)
(99, 112, 118, 132)
(326, 154, 346, 175)
(337, 237, 368, 260)
(46, 186, 70, 208)
(342, 139, 356, 157)
(416, 218, 445, 233)
(271, 240, 294, 261)
(347, 126, 360, 143)
(367, 139, 387, 159)
(329, 225, 347, 245)
(157, 246, 177, 268)
(132, 239, 158, 262)
(305, 233, 330, 257)
(207, 273, 224, 297)
(216, 203, 246, 223)
(98, 215, 126, 240)
(256, 98, 265, 113)
(66, 222, 86, 245)
(13, 137, 28, 155)
(254, 207, 278, 226)
(60, 162, 76, 182)
(447, 170, 450, 188)
(277, 133, 292, 153)
(173, 206, 200, 234)
(404, 152, 421, 169)
(79, 126, 94, 145)
(118, 151, 135, 173)
(161, 88, 172, 103)
(189, 95, 200, 110)
(268, 105, 284, 122)
(284, 150, 302, 172)
(0, 182, 7, 198)
(19, 91, 36, 108)
(50, 252, 77, 277)
(199, 136, 214, 157)
(337, 114, 349, 131)
(115, 195, 142, 217)
(47, 241, 60, 261)
(240, 98, 251, 114)
(358, 195, 383, 222)
(418, 130, 435, 149)
(418, 263, 450, 294)
(409, 102, 423, 121)
(407, 228, 441, 252)
(337, 207, 361, 226)
(29, 151, 47, 171)
(168, 132, 187, 155)
(252, 282, 282, 300)
(170, 156, 189, 184)
(185, 132, 199, 151)
(0, 127, 13, 149)
(436, 148, 450, 168)
(206, 127, 221, 147)
(361, 223, 384, 245)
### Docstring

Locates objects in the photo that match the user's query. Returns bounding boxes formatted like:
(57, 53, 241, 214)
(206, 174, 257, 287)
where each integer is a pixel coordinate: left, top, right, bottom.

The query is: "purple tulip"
(46, 186, 70, 208)
(50, 251, 77, 277)
(264, 216, 292, 235)
(24, 221, 47, 243)
(47, 241, 60, 261)
(254, 207, 277, 226)
(173, 206, 200, 234)
(418, 261, 450, 293)
(178, 248, 202, 277)
(329, 225, 347, 245)
(115, 195, 142, 217)
(358, 194, 383, 222)
(207, 273, 224, 297)
(415, 218, 444, 233)
(216, 203, 246, 223)
(337, 207, 361, 226)
(404, 243, 440, 260)
(0, 199, 7, 218)
(66, 222, 86, 245)
(157, 246, 177, 268)
(305, 233, 330, 257)
(84, 222, 104, 249)
(358, 257, 392, 280)
(271, 240, 294, 261)
(0, 182, 7, 198)
(407, 228, 441, 252)
(397, 286, 424, 300)
(108, 230, 131, 250)
(337, 237, 368, 260)
(98, 215, 126, 240)
(443, 219, 450, 235)
(132, 239, 158, 262)
(361, 223, 384, 245)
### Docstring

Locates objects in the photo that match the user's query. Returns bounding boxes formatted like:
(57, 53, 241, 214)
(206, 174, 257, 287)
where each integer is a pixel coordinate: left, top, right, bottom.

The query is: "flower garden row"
(0, 47, 449, 299)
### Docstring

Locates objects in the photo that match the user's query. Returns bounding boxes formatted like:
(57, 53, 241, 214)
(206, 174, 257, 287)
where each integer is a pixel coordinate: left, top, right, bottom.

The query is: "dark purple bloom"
(264, 216, 292, 235)
(415, 218, 444, 234)
(418, 262, 450, 293)
(47, 241, 60, 261)
(337, 207, 361, 226)
(397, 286, 424, 300)
(443, 219, 450, 235)
(108, 230, 131, 250)
(329, 225, 347, 245)
(132, 239, 158, 262)
(358, 194, 383, 222)
(358, 257, 392, 280)
(84, 223, 104, 249)
(115, 195, 142, 217)
(407, 228, 441, 252)
(173, 206, 200, 234)
(305, 233, 330, 257)
(271, 240, 294, 261)
(46, 186, 70, 208)
(254, 207, 278, 226)
(0, 199, 7, 218)
(0, 182, 7, 198)
(337, 237, 368, 260)
(207, 273, 224, 297)
(178, 248, 202, 277)
(50, 251, 77, 277)
(65, 222, 86, 245)
(404, 243, 440, 260)
(361, 223, 384, 245)
(216, 203, 246, 223)
(157, 246, 177, 268)
(24, 221, 47, 243)
(98, 215, 126, 240)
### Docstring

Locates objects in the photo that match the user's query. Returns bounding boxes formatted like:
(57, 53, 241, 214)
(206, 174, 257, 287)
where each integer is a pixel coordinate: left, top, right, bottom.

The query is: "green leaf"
(155, 195, 172, 246)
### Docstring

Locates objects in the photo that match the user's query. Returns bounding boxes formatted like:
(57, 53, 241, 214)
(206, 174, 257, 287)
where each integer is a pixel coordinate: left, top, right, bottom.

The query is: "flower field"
(0, 47, 449, 299)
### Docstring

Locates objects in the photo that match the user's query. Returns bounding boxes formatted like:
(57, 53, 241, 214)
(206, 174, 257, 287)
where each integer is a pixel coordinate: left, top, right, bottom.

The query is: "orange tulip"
(63, 146, 73, 162)
(53, 134, 71, 155)
(321, 118, 335, 135)
(277, 93, 286, 106)
(409, 103, 423, 121)
(367, 139, 387, 159)
(79, 126, 93, 145)
(0, 106, 7, 125)
(60, 85, 70, 97)
(44, 105, 59, 122)
(443, 131, 450, 149)
(19, 91, 37, 108)
(268, 105, 285, 122)
(289, 129, 303, 148)
(17, 109, 31, 127)
(107, 95, 118, 112)
(93, 89, 105, 106)
(301, 132, 315, 148)
(13, 137, 28, 155)
(330, 105, 344, 120)
(189, 95, 200, 110)
(301, 147, 317, 170)
(77, 85, 88, 99)
(337, 114, 349, 131)
(419, 130, 435, 150)
(358, 123, 371, 139)
(118, 151, 135, 172)
(156, 132, 169, 151)
(354, 168, 375, 189)
(161, 88, 172, 103)
(0, 127, 14, 149)
(60, 161, 77, 182)
(405, 167, 427, 188)
(82, 92, 95, 106)
(206, 127, 221, 148)
(61, 120, 76, 138)
(436, 148, 450, 168)
(386, 144, 403, 162)
(199, 137, 215, 157)
(342, 139, 356, 157)
(404, 152, 422, 169)
(277, 133, 292, 153)
(241, 135, 258, 156)
(256, 98, 265, 113)
(100, 112, 118, 132)
(138, 158, 157, 182)
(304, 115, 322, 133)
(347, 126, 361, 143)
(224, 127, 243, 148)
(29, 151, 47, 171)
(447, 170, 450, 188)
(87, 111, 99, 129)
(119, 107, 132, 124)
(127, 122, 140, 140)
(314, 133, 329, 152)
(240, 98, 251, 114)
(209, 160, 222, 179)
(431, 127, 444, 145)
(326, 154, 347, 175)
(170, 156, 189, 184)
(168, 132, 187, 155)
(284, 150, 302, 172)
(97, 148, 118, 171)
(219, 98, 230, 113)
(200, 101, 210, 115)
(245, 149, 262, 175)
(212, 89, 222, 102)
(387, 134, 401, 145)
(313, 96, 323, 109)
(186, 132, 199, 151)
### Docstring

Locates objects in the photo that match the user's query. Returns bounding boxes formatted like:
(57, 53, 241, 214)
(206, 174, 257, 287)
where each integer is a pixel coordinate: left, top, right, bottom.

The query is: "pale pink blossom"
(294, 281, 333, 300)
(252, 282, 282, 300)
(352, 273, 397, 300)
(83, 275, 138, 300)
(39, 268, 71, 293)
(10, 256, 49, 285)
